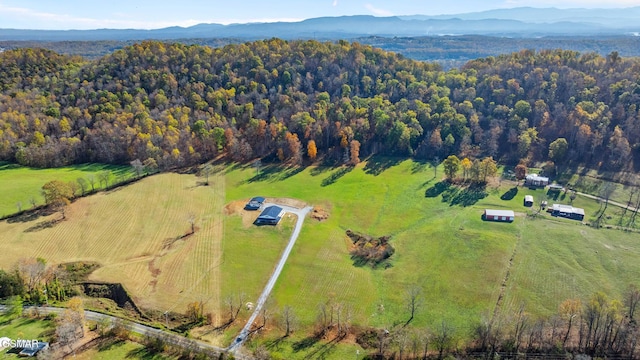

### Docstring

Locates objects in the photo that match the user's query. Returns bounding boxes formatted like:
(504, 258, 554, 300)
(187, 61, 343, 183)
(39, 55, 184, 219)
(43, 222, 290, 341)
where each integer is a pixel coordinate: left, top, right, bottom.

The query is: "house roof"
(250, 196, 265, 203)
(552, 204, 584, 214)
(485, 209, 515, 217)
(258, 205, 284, 220)
(526, 174, 549, 182)
(524, 195, 534, 202)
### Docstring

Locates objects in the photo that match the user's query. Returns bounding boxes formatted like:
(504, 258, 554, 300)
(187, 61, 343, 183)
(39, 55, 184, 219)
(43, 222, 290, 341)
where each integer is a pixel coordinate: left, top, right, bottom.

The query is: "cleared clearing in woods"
(0, 172, 225, 315)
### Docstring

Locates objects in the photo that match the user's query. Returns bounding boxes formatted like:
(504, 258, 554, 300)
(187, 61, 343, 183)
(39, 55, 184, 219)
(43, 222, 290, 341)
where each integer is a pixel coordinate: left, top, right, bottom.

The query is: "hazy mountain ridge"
(1, 7, 639, 41)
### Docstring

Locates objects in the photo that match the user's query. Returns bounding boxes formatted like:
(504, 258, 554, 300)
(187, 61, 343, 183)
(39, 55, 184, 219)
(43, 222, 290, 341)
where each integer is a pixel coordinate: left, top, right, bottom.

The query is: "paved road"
(228, 203, 313, 352)
(0, 305, 252, 359)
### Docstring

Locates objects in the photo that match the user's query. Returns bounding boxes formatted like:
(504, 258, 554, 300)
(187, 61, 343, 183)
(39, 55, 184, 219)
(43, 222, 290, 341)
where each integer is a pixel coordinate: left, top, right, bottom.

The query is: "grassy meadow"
(2, 158, 640, 359)
(0, 162, 130, 218)
(0, 172, 226, 319)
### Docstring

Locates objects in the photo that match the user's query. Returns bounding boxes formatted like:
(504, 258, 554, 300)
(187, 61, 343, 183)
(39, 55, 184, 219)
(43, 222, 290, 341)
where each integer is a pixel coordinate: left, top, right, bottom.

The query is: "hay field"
(0, 172, 224, 316)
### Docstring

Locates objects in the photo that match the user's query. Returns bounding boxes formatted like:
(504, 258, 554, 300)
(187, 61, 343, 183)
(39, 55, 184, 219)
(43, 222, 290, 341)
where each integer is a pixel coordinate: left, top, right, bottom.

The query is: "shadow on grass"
(303, 335, 343, 359)
(97, 338, 126, 352)
(242, 164, 306, 184)
(547, 189, 561, 200)
(126, 347, 162, 359)
(500, 187, 518, 200)
(425, 181, 451, 198)
(363, 156, 403, 176)
(309, 166, 332, 177)
(411, 160, 429, 174)
(321, 166, 353, 186)
(427, 181, 488, 207)
(0, 163, 22, 170)
(448, 185, 488, 207)
(292, 336, 320, 352)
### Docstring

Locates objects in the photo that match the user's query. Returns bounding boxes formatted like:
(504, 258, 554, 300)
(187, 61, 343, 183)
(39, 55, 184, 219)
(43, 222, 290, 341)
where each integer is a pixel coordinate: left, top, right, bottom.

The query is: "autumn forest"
(1, 39, 639, 171)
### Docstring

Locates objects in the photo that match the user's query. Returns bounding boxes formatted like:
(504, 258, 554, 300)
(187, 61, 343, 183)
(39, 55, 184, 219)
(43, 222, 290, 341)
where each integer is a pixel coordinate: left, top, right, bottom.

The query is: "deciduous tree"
(442, 155, 461, 180)
(41, 180, 73, 219)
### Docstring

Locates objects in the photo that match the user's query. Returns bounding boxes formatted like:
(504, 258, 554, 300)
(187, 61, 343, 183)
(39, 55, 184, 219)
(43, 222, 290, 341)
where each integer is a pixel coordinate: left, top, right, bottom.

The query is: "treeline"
(1, 41, 640, 171)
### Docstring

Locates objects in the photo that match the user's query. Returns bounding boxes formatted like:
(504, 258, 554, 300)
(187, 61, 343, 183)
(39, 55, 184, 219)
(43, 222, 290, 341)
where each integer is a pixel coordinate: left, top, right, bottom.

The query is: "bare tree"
(405, 285, 423, 326)
(29, 196, 37, 209)
(130, 159, 144, 178)
(87, 175, 96, 192)
(432, 320, 455, 360)
(394, 328, 410, 360)
(512, 303, 528, 354)
(559, 298, 582, 349)
(625, 284, 640, 323)
(98, 171, 111, 189)
(201, 164, 213, 185)
(16, 201, 22, 212)
(76, 177, 87, 196)
(595, 182, 615, 228)
(281, 305, 297, 337)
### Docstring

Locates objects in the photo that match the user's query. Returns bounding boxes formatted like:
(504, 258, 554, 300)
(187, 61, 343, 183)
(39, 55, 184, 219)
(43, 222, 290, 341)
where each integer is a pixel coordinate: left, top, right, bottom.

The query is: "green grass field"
(0, 315, 54, 343)
(2, 158, 640, 359)
(0, 162, 130, 218)
(221, 159, 640, 355)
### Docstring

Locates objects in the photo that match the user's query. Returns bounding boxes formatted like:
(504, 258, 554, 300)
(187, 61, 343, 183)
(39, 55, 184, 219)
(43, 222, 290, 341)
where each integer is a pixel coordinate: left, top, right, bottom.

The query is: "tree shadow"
(448, 186, 488, 207)
(321, 166, 353, 186)
(24, 217, 63, 233)
(310, 166, 333, 177)
(500, 187, 518, 201)
(302, 335, 343, 359)
(363, 156, 403, 176)
(5, 206, 54, 223)
(292, 336, 320, 352)
(428, 182, 487, 207)
(410, 160, 429, 174)
(547, 189, 561, 200)
(425, 181, 451, 198)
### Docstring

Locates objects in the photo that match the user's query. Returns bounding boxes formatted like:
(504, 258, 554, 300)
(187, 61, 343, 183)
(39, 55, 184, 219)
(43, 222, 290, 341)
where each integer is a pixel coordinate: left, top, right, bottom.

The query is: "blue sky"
(1, 0, 640, 30)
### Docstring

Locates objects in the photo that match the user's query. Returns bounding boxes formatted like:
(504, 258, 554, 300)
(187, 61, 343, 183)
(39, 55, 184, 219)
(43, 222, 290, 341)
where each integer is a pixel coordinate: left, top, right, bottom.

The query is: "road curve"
(0, 305, 252, 359)
(228, 203, 313, 352)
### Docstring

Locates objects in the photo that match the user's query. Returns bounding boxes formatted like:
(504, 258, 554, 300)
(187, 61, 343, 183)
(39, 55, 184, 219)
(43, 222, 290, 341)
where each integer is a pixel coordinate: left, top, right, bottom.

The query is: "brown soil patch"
(311, 206, 330, 221)
(224, 200, 259, 227)
(267, 197, 307, 209)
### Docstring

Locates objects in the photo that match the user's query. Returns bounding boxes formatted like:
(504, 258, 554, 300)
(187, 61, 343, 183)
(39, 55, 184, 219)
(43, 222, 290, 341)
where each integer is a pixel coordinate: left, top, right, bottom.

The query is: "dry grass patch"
(0, 172, 225, 317)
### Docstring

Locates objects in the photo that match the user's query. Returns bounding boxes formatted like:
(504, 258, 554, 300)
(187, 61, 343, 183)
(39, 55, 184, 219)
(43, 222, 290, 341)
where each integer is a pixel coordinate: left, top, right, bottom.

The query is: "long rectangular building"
(483, 209, 515, 222)
(551, 204, 585, 221)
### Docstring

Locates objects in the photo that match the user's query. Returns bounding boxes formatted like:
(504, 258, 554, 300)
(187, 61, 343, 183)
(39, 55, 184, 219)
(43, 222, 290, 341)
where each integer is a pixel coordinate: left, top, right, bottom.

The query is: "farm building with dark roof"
(255, 205, 285, 225)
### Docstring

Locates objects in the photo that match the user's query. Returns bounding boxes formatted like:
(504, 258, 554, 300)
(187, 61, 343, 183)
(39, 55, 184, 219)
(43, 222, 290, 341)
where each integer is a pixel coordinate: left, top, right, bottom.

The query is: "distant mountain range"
(1, 7, 640, 41)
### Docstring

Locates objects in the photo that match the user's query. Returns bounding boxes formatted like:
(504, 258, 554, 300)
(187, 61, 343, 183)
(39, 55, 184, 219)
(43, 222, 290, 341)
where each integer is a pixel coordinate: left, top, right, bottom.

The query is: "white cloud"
(0, 4, 302, 30)
(365, 3, 394, 16)
(333, 0, 338, 6)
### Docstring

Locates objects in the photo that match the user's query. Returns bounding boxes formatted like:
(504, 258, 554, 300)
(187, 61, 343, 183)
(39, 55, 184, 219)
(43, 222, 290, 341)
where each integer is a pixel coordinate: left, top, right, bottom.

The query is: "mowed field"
(0, 172, 225, 317)
(2, 159, 640, 359)
(0, 163, 130, 218)
(223, 159, 640, 345)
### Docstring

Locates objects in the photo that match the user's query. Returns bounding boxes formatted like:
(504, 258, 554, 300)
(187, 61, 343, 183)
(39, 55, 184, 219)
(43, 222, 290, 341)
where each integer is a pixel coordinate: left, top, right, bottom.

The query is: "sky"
(1, 0, 640, 30)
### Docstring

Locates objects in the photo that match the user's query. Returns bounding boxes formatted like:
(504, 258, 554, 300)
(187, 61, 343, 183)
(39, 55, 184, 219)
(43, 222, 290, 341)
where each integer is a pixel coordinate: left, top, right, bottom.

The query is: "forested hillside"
(0, 40, 639, 170)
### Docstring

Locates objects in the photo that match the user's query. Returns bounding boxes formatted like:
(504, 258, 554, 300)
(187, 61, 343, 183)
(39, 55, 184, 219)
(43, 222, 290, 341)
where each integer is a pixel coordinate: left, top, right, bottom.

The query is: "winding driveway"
(228, 203, 313, 352)
(1, 201, 312, 358)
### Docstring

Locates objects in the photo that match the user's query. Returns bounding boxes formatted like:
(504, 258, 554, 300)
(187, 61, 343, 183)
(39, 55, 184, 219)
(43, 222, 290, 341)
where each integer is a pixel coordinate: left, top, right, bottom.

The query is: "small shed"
(525, 174, 549, 187)
(483, 209, 515, 222)
(255, 205, 285, 225)
(524, 195, 534, 207)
